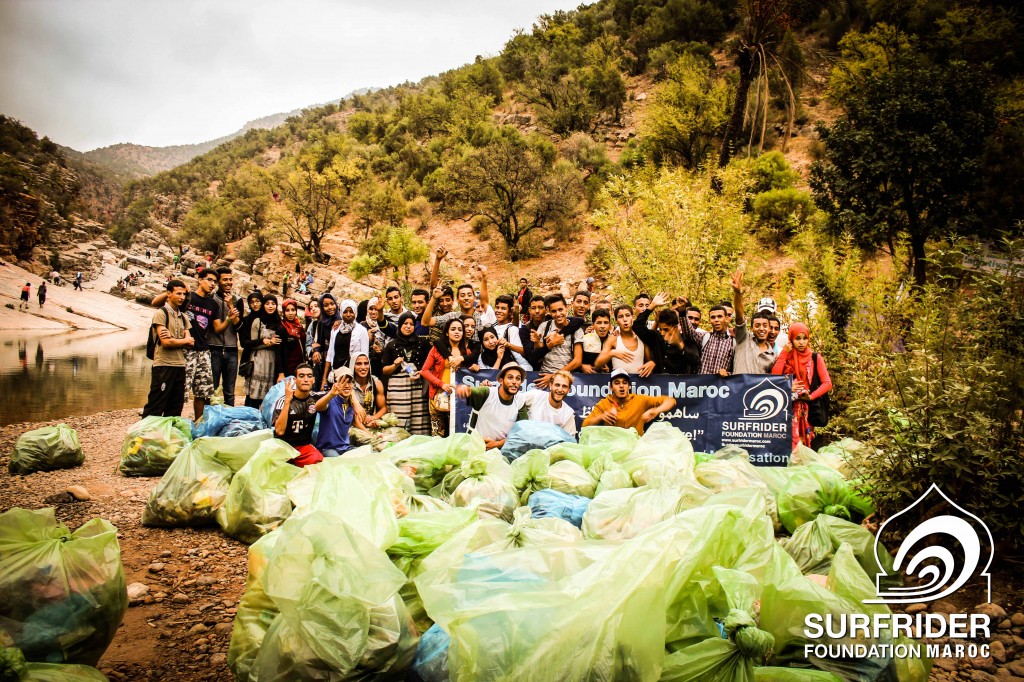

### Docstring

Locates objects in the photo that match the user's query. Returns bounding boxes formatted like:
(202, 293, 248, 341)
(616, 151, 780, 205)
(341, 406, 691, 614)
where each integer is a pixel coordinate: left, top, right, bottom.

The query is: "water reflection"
(0, 329, 150, 426)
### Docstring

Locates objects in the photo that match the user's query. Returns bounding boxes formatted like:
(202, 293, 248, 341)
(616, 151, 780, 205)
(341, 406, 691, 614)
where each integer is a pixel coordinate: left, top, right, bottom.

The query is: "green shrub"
(752, 187, 815, 244)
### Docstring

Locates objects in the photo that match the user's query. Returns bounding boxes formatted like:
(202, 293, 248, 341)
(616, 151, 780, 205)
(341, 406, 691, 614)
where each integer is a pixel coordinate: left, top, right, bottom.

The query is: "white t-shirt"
(525, 392, 577, 436)
(613, 333, 645, 373)
(478, 305, 497, 327)
(493, 322, 532, 370)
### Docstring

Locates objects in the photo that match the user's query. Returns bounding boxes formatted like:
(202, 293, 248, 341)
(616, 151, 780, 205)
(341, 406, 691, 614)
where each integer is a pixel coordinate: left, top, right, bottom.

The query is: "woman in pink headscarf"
(772, 322, 832, 449)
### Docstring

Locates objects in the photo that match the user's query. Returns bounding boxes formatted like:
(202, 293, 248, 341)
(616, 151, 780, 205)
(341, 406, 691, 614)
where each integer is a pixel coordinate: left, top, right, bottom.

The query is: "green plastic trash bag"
(415, 532, 663, 681)
(289, 455, 400, 550)
(228, 531, 280, 681)
(795, 439, 871, 478)
(253, 513, 418, 680)
(387, 507, 481, 633)
(388, 507, 480, 575)
(216, 439, 300, 544)
(589, 454, 633, 495)
(777, 465, 874, 533)
(0, 508, 127, 667)
(406, 494, 450, 515)
(445, 452, 517, 521)
(142, 430, 273, 527)
(0, 643, 109, 682)
(388, 433, 485, 492)
(501, 420, 574, 461)
(696, 457, 779, 530)
(621, 422, 696, 486)
(548, 460, 597, 498)
(9, 424, 84, 475)
(118, 415, 192, 476)
(825, 544, 931, 682)
(659, 567, 774, 682)
(578, 425, 638, 461)
(510, 450, 551, 505)
(582, 478, 710, 540)
(759, 558, 893, 680)
(493, 507, 582, 549)
(782, 513, 898, 587)
(544, 441, 599, 468)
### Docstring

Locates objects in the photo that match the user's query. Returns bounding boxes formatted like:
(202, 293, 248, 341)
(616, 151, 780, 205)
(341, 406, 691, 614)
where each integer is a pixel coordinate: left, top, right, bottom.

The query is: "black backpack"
(146, 309, 169, 360)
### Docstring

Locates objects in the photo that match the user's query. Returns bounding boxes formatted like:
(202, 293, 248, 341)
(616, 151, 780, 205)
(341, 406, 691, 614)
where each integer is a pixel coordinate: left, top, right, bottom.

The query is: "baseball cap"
(586, 277, 595, 284)
(327, 366, 353, 384)
(609, 368, 631, 383)
(497, 362, 525, 381)
(756, 297, 777, 314)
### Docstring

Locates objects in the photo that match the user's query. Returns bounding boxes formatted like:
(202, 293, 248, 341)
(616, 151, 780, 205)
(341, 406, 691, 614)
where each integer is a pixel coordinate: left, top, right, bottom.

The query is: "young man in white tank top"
(595, 305, 656, 377)
(454, 362, 529, 450)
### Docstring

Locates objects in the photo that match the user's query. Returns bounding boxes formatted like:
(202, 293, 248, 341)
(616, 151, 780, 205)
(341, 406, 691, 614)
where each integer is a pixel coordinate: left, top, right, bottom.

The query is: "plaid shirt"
(699, 329, 734, 374)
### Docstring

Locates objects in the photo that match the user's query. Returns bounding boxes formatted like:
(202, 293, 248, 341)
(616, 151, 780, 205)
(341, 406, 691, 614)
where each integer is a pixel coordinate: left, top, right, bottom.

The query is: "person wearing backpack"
(142, 280, 193, 417)
(772, 322, 832, 450)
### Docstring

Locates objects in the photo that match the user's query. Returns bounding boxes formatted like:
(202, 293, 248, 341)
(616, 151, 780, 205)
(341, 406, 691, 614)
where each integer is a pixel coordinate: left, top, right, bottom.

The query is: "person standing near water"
(19, 282, 30, 310)
(143, 280, 193, 417)
(37, 282, 46, 308)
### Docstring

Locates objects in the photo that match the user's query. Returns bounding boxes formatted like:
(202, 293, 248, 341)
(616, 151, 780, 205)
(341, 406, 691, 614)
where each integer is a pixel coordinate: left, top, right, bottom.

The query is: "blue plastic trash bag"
(192, 405, 264, 438)
(220, 420, 262, 438)
(412, 623, 451, 682)
(527, 489, 591, 528)
(260, 379, 290, 427)
(500, 420, 574, 462)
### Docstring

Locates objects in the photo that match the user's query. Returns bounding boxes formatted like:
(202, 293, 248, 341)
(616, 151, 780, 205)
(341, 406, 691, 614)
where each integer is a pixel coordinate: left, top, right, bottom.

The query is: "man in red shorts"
(271, 363, 324, 467)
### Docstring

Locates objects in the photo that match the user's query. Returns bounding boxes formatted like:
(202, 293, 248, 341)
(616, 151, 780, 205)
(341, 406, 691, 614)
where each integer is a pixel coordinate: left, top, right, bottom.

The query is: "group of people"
(143, 247, 831, 467)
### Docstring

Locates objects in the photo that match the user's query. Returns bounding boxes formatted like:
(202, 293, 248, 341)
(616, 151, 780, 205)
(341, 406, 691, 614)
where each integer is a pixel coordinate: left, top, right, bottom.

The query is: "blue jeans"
(321, 447, 349, 458)
(210, 347, 238, 406)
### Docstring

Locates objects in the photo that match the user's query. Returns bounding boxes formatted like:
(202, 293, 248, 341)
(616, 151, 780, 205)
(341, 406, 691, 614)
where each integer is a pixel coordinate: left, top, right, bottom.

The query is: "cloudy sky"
(0, 0, 583, 151)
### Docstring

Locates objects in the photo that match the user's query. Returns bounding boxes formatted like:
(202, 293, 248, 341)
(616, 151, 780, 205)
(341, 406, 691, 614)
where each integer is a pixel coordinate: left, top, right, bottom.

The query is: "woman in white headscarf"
(349, 351, 387, 427)
(322, 298, 369, 390)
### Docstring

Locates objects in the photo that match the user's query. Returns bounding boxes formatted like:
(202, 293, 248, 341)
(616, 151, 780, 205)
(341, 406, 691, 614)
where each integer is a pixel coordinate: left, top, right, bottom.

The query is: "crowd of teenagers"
(142, 247, 831, 468)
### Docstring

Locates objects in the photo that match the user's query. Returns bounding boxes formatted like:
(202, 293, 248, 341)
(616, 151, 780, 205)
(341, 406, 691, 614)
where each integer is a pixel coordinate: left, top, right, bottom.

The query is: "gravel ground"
(0, 406, 245, 682)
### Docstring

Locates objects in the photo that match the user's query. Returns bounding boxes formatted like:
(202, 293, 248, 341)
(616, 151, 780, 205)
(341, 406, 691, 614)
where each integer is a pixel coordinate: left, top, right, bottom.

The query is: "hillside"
(105, 0, 1023, 302)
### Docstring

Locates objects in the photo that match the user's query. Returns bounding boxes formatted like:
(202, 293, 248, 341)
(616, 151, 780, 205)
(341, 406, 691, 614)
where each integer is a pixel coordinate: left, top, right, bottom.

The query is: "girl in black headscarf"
(243, 295, 285, 408)
(381, 311, 430, 435)
(312, 293, 340, 387)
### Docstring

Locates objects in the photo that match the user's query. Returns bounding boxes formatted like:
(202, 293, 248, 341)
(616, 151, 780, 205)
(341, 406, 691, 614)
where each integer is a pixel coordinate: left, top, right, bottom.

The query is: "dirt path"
(0, 406, 246, 682)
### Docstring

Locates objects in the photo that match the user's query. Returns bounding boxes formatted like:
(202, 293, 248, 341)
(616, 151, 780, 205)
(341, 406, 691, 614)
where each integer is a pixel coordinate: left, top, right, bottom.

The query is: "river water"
(0, 329, 150, 426)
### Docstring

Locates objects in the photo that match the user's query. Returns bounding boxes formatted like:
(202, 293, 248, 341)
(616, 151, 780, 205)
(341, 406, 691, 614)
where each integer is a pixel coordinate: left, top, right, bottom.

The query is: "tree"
(642, 53, 730, 168)
(717, 0, 800, 168)
(429, 128, 584, 260)
(276, 136, 364, 262)
(811, 58, 995, 286)
(349, 225, 428, 284)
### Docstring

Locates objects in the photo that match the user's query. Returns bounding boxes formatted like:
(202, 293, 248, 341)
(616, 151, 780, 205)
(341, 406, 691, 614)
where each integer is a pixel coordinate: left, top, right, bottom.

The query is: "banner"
(452, 370, 793, 465)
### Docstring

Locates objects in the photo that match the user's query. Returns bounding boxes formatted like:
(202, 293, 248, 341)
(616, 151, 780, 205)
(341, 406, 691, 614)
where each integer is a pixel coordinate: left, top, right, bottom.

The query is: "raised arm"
(422, 287, 442, 327)
(731, 269, 745, 327)
(429, 246, 446, 291)
(477, 264, 489, 309)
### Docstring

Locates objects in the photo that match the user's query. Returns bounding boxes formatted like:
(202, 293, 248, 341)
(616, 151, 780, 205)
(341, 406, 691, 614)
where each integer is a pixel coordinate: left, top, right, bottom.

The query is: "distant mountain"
(61, 90, 372, 179)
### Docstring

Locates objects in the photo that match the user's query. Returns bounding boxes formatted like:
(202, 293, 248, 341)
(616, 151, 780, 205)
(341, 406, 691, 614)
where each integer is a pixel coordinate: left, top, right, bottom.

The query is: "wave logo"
(741, 378, 789, 421)
(865, 484, 993, 604)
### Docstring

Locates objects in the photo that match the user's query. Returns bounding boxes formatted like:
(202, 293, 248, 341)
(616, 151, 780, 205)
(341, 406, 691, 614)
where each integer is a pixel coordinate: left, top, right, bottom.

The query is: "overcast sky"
(0, 0, 583, 151)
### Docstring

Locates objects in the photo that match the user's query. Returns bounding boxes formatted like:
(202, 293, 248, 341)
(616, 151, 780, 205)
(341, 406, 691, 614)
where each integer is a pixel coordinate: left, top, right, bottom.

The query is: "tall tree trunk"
(911, 232, 927, 288)
(717, 48, 756, 169)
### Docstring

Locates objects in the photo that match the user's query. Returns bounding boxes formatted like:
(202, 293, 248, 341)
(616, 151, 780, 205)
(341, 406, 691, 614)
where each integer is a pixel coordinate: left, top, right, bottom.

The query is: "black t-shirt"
(184, 291, 220, 352)
(273, 392, 321, 447)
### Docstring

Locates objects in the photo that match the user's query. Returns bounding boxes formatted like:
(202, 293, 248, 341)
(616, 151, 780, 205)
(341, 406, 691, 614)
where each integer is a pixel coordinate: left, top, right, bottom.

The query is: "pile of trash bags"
(8, 424, 84, 475)
(350, 413, 412, 451)
(0, 508, 127, 668)
(119, 415, 193, 477)
(0, 636, 108, 682)
(224, 421, 927, 682)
